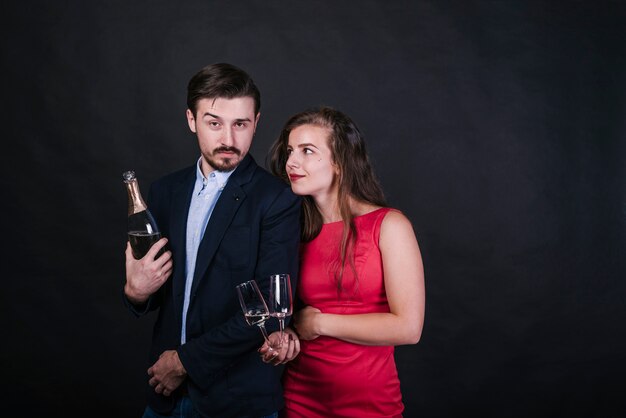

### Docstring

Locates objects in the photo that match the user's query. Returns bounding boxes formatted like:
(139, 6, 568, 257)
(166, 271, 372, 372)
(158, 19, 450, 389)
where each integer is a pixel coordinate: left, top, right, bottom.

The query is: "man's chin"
(207, 156, 242, 172)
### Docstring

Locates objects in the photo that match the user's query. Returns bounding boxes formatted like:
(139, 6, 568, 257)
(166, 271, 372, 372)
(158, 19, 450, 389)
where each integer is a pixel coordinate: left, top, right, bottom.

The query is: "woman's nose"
(286, 153, 299, 168)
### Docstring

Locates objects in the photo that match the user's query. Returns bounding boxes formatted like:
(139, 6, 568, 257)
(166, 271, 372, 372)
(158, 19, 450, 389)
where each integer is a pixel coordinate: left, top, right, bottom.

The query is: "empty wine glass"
(268, 273, 293, 347)
(236, 280, 273, 349)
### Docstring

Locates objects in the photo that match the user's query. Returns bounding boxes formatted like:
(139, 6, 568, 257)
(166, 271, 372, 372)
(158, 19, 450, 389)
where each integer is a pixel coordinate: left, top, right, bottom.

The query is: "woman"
(266, 107, 425, 418)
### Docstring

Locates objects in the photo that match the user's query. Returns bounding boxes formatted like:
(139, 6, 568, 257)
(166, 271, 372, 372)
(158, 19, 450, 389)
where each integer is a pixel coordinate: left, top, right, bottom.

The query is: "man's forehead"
(202, 96, 253, 107)
(198, 97, 256, 118)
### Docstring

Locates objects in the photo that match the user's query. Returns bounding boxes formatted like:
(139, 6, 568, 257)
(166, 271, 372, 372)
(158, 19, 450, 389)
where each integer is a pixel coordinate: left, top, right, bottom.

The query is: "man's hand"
(148, 350, 187, 397)
(259, 327, 301, 365)
(124, 238, 172, 304)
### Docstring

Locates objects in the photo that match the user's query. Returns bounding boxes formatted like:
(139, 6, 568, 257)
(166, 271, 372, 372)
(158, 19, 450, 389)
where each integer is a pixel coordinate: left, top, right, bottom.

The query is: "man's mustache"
(213, 147, 241, 156)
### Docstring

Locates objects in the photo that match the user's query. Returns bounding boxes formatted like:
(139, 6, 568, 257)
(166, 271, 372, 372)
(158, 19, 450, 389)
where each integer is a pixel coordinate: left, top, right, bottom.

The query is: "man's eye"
(209, 121, 220, 127)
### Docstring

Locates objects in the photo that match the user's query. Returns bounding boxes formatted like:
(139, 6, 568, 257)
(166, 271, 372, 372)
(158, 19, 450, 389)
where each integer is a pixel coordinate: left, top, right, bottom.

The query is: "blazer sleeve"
(176, 186, 301, 389)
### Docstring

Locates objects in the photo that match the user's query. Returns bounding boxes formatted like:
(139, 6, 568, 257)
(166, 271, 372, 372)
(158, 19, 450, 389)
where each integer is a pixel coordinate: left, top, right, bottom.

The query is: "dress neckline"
(322, 207, 387, 226)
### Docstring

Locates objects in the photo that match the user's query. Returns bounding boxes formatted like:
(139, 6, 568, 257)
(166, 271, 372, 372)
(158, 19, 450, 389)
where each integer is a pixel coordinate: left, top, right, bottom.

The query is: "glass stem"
(279, 318, 285, 345)
(258, 323, 273, 351)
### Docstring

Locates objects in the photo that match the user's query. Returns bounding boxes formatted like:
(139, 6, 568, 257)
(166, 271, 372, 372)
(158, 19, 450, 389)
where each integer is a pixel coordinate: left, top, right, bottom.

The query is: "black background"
(3, 1, 625, 417)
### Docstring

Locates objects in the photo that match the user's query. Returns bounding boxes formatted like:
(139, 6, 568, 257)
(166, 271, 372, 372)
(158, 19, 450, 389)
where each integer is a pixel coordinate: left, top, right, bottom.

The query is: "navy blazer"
(126, 155, 301, 417)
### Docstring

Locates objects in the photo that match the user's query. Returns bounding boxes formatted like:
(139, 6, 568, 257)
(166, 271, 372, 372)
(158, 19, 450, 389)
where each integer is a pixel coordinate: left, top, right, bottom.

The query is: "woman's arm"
(294, 210, 425, 346)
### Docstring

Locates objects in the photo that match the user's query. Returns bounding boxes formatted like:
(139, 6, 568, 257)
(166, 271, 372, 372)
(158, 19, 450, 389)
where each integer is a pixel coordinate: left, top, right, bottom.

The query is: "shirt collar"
(195, 157, 235, 188)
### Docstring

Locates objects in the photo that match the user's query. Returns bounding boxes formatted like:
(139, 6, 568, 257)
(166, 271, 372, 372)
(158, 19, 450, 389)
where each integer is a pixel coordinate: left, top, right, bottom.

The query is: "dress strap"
(372, 207, 400, 246)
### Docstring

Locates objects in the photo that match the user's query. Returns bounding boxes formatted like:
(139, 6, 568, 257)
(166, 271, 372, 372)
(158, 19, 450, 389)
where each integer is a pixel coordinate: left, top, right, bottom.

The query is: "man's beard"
(204, 147, 243, 172)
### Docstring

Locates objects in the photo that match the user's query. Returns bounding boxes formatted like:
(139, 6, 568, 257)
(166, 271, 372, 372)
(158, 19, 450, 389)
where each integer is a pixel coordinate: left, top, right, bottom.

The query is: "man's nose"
(222, 127, 234, 146)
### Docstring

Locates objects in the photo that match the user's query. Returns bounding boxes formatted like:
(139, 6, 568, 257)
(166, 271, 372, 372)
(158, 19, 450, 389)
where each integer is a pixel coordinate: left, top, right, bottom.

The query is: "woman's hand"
(293, 306, 322, 340)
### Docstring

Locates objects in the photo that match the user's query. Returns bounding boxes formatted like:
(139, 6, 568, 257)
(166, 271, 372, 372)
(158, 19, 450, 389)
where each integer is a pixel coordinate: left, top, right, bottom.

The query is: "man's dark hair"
(187, 63, 261, 116)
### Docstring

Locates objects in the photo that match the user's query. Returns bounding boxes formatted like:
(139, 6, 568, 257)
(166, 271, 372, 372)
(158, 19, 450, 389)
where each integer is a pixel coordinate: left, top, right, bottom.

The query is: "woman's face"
(285, 124, 339, 200)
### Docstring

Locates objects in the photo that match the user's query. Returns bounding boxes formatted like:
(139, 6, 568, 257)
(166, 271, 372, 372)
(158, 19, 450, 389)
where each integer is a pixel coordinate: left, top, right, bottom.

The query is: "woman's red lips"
(289, 174, 304, 182)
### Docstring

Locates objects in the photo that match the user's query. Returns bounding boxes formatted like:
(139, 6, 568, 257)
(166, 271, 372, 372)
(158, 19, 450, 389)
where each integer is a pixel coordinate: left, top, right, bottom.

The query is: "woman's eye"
(303, 148, 313, 155)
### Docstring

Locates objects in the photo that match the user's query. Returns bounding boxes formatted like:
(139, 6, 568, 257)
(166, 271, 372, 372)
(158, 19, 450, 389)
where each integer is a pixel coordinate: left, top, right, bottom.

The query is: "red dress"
(282, 208, 404, 418)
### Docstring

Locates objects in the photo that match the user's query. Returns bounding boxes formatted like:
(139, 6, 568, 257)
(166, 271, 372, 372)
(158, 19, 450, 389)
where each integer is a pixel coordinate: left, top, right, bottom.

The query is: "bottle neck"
(126, 180, 147, 215)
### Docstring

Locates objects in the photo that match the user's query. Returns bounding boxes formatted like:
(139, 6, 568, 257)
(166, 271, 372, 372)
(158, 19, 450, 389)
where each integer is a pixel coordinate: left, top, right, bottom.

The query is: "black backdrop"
(3, 1, 625, 417)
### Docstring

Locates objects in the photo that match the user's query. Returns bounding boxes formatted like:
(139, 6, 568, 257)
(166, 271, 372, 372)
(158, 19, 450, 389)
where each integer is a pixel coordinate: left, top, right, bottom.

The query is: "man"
(124, 63, 301, 418)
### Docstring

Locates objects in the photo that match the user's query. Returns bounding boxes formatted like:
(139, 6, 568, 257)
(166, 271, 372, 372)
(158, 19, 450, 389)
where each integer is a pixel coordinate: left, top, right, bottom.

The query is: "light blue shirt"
(181, 158, 234, 344)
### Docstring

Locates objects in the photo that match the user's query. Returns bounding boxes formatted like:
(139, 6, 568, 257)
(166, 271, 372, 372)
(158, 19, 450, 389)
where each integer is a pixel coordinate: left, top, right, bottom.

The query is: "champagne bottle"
(123, 170, 163, 260)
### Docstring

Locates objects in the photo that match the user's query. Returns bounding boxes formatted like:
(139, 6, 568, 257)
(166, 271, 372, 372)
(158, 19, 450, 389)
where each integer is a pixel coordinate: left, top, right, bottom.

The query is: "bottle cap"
(122, 171, 136, 182)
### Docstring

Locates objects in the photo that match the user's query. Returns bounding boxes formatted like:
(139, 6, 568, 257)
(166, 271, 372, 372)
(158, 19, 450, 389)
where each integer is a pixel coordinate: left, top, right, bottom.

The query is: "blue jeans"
(142, 396, 198, 418)
(141, 396, 278, 418)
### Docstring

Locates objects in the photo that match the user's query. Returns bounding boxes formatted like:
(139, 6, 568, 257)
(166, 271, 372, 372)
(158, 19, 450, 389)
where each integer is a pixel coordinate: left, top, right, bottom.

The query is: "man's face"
(187, 97, 260, 174)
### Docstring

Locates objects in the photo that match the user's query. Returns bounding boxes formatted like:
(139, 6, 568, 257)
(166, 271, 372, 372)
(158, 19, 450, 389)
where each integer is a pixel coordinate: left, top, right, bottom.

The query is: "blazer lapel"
(170, 169, 195, 325)
(191, 155, 256, 296)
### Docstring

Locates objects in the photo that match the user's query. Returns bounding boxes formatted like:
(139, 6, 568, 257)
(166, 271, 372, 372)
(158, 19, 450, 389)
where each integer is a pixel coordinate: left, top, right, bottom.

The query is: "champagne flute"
(236, 280, 272, 349)
(268, 273, 293, 347)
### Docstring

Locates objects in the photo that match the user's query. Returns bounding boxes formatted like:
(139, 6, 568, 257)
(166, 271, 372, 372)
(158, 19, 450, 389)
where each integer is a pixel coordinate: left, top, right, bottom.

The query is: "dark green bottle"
(123, 170, 162, 260)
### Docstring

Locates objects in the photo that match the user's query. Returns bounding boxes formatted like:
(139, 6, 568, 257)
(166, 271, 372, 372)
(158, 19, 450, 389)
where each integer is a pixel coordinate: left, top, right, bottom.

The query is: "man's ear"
(253, 112, 261, 133)
(186, 109, 197, 133)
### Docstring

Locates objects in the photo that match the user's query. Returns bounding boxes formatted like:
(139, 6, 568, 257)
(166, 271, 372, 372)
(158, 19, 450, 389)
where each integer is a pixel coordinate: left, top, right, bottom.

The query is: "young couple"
(123, 62, 425, 418)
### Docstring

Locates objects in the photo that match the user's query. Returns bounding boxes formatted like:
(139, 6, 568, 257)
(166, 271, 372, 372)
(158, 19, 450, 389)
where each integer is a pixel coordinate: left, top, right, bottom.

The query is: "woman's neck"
(314, 194, 378, 224)
(314, 198, 341, 224)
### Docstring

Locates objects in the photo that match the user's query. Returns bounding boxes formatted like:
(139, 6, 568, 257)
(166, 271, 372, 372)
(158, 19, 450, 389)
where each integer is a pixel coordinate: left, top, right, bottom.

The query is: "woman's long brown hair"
(269, 107, 387, 294)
